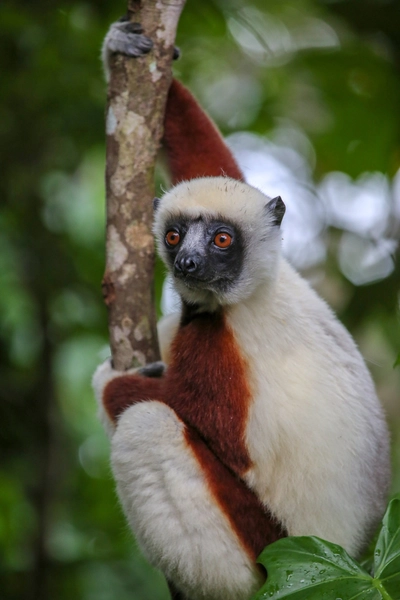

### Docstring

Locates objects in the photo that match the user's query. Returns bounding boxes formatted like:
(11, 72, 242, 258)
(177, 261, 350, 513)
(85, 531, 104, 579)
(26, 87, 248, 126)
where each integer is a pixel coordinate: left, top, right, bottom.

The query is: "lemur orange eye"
(165, 230, 180, 246)
(214, 232, 232, 248)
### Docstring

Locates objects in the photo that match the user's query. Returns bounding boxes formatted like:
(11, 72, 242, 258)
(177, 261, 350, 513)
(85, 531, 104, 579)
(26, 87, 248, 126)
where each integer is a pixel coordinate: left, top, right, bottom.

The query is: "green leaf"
(393, 354, 400, 369)
(253, 497, 400, 599)
(253, 536, 376, 600)
(373, 497, 400, 596)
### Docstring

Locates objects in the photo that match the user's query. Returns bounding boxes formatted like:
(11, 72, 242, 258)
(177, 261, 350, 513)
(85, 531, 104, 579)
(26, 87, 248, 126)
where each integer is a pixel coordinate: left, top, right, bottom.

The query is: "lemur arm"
(103, 19, 243, 186)
(92, 359, 165, 436)
(163, 79, 244, 185)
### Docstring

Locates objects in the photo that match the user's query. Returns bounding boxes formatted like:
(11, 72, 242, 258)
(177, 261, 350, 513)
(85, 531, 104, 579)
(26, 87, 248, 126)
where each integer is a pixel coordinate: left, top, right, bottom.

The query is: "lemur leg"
(111, 401, 263, 600)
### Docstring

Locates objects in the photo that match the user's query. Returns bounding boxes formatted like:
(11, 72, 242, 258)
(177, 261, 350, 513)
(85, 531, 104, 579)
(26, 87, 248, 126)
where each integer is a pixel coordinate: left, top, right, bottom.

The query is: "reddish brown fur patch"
(185, 427, 285, 562)
(165, 311, 251, 475)
(104, 312, 251, 473)
(164, 80, 244, 185)
(104, 376, 163, 422)
(102, 310, 286, 562)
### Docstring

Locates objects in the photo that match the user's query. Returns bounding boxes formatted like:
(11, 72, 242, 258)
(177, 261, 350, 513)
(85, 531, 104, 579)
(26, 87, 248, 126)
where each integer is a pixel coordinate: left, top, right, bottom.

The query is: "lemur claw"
(137, 361, 166, 378)
(105, 20, 153, 59)
(121, 20, 143, 34)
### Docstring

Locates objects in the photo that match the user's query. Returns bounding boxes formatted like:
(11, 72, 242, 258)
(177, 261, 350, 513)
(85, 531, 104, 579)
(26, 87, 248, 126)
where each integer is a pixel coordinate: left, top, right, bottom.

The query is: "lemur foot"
(102, 19, 153, 80)
(112, 15, 180, 59)
(104, 19, 153, 59)
(102, 17, 180, 80)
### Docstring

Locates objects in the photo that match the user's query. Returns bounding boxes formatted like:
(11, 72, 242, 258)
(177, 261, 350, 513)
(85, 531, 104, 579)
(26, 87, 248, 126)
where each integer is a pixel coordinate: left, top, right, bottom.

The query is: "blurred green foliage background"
(1, 0, 399, 598)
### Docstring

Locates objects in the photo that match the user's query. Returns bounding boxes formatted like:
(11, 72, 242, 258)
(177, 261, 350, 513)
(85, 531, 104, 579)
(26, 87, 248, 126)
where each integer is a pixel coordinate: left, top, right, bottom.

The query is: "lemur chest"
(163, 311, 252, 474)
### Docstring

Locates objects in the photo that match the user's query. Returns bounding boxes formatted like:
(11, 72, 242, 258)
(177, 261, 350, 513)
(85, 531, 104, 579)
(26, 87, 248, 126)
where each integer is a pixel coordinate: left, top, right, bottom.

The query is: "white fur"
(93, 175, 390, 598)
(111, 401, 263, 600)
(92, 359, 119, 437)
(227, 259, 390, 555)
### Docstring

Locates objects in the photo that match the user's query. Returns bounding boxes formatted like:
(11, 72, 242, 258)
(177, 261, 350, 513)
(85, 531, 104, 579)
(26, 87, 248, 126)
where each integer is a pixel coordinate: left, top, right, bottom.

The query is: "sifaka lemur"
(93, 19, 390, 600)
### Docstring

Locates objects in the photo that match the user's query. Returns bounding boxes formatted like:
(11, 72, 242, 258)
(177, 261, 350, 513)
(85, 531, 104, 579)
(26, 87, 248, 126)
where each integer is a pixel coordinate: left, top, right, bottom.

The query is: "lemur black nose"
(175, 255, 198, 275)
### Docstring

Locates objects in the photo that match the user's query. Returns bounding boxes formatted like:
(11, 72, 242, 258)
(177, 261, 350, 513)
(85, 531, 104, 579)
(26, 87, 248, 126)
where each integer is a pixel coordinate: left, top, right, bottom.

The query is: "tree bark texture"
(104, 0, 186, 370)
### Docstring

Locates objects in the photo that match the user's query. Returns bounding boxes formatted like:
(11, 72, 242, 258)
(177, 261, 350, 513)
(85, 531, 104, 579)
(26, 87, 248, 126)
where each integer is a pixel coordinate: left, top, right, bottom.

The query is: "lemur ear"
(153, 197, 161, 211)
(265, 196, 285, 227)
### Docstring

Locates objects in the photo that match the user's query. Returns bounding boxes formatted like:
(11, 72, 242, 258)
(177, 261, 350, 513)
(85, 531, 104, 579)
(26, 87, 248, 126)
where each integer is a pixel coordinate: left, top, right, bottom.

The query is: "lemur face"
(153, 177, 285, 308)
(161, 214, 245, 297)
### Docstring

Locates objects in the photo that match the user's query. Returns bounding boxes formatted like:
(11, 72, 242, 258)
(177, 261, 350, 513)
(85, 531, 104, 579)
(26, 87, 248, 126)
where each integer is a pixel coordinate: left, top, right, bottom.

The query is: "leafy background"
(1, 0, 399, 599)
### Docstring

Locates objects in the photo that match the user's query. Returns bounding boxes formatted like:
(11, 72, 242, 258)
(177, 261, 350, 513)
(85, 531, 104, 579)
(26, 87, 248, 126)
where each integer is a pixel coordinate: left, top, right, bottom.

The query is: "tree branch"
(104, 0, 185, 370)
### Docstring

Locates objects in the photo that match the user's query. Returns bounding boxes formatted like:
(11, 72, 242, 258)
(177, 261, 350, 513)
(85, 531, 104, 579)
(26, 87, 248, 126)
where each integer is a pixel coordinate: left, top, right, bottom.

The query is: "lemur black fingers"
(109, 19, 179, 60)
(137, 361, 166, 378)
(106, 21, 153, 58)
(115, 19, 144, 35)
(124, 22, 144, 34)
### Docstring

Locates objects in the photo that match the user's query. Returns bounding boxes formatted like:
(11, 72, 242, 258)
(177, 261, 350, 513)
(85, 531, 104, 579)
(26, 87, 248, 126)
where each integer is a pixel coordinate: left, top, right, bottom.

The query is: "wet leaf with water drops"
(252, 536, 376, 599)
(251, 497, 400, 599)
